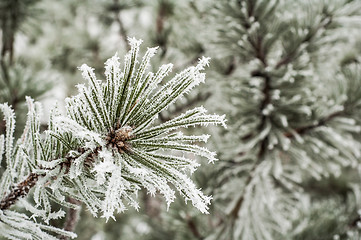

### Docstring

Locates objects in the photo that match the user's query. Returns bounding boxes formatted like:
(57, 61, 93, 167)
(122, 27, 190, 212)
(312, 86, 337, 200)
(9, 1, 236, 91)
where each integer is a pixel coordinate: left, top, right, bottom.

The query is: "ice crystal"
(0, 37, 226, 239)
(59, 38, 226, 219)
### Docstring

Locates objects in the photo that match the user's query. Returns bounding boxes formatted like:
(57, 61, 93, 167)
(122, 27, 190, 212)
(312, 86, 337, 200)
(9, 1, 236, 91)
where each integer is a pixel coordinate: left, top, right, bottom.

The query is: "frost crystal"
(56, 38, 226, 220)
(0, 37, 225, 239)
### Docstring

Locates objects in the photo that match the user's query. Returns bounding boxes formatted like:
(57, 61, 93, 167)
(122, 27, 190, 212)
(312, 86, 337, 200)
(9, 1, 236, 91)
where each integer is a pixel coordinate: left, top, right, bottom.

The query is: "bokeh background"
(1, 0, 361, 239)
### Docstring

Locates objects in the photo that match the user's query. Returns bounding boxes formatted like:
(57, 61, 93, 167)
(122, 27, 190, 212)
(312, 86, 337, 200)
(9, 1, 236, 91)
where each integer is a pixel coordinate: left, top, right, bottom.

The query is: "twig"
(0, 147, 99, 211)
(228, 75, 270, 220)
(155, 1, 170, 59)
(0, 2, 16, 65)
(223, 56, 237, 76)
(143, 192, 161, 219)
(186, 213, 203, 240)
(0, 173, 42, 210)
(275, 16, 333, 70)
(284, 110, 344, 138)
(228, 29, 271, 220)
(58, 197, 82, 240)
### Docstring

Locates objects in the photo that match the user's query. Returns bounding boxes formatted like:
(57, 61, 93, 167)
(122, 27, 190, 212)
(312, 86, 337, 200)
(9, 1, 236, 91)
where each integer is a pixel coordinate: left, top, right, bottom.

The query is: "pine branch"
(228, 159, 257, 219)
(0, 145, 98, 211)
(275, 15, 333, 70)
(59, 198, 82, 240)
(225, 21, 274, 223)
(230, 71, 344, 225)
(253, 36, 267, 67)
(228, 134, 268, 220)
(0, 0, 40, 65)
(0, 173, 42, 210)
(228, 64, 271, 223)
(0, 10, 15, 65)
(284, 110, 344, 138)
(0, 39, 226, 239)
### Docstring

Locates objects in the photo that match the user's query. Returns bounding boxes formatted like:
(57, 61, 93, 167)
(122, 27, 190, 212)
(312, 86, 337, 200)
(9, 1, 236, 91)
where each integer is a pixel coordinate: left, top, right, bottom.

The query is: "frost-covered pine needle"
(0, 37, 226, 239)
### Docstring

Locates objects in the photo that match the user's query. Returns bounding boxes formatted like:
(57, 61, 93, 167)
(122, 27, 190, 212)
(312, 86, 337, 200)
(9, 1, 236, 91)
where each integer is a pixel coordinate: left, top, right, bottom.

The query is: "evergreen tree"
(2, 0, 361, 239)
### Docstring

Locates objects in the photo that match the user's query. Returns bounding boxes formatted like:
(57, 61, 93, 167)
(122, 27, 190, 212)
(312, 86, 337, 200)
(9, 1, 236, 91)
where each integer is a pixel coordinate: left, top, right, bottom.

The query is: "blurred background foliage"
(1, 0, 361, 239)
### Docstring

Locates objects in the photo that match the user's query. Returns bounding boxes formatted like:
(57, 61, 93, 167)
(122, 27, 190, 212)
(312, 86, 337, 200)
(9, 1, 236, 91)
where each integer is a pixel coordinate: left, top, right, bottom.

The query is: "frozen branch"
(0, 173, 42, 210)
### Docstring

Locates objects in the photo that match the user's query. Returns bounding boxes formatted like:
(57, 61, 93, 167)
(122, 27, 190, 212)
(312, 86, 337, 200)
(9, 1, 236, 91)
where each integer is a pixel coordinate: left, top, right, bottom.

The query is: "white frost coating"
(92, 149, 117, 185)
(170, 168, 212, 214)
(197, 56, 211, 69)
(78, 64, 95, 82)
(0, 37, 225, 238)
(0, 210, 77, 239)
(53, 116, 105, 147)
(69, 150, 92, 179)
(154, 63, 173, 83)
(102, 169, 128, 221)
(146, 46, 158, 57)
(127, 36, 143, 48)
(0, 104, 15, 175)
(104, 52, 121, 76)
